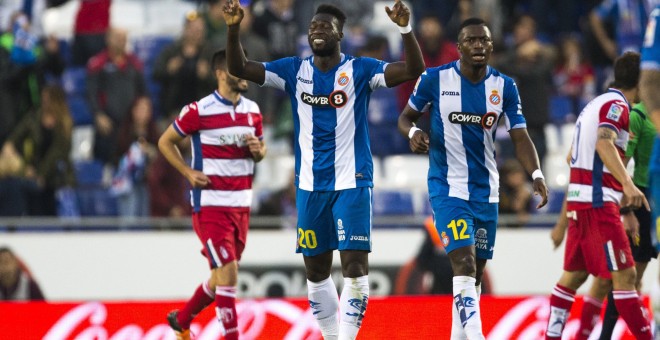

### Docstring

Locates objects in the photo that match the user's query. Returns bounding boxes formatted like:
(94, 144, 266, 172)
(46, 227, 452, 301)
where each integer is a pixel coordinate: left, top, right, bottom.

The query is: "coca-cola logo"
(43, 301, 322, 340)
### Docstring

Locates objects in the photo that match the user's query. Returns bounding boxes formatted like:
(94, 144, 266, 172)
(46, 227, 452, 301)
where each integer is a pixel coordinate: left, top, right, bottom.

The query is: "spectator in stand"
(553, 34, 597, 119)
(71, 0, 111, 67)
(494, 14, 556, 165)
(147, 138, 191, 218)
(87, 27, 146, 166)
(0, 247, 44, 301)
(0, 12, 65, 137)
(257, 172, 296, 229)
(409, 0, 458, 29)
(0, 143, 39, 217)
(152, 13, 215, 119)
(111, 96, 159, 217)
(3, 84, 73, 216)
(397, 15, 459, 112)
(252, 0, 299, 60)
(498, 159, 533, 228)
(199, 0, 228, 50)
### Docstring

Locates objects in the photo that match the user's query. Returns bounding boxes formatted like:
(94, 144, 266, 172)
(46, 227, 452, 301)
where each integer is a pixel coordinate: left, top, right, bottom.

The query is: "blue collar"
(213, 90, 240, 106)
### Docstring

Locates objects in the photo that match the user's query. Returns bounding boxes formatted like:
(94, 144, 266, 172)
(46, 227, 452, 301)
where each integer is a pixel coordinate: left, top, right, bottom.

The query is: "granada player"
(398, 17, 548, 339)
(545, 52, 652, 340)
(223, 1, 424, 339)
(158, 49, 266, 340)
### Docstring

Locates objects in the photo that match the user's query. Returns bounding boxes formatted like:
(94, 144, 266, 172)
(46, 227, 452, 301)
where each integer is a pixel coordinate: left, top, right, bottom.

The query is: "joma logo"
(441, 90, 460, 96)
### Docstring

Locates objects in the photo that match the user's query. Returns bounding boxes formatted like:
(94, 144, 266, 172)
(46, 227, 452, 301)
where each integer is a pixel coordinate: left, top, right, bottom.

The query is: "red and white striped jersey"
(173, 91, 263, 212)
(567, 88, 630, 210)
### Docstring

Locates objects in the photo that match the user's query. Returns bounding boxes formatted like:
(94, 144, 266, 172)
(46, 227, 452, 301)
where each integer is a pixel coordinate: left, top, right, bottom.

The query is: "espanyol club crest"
(489, 90, 501, 105)
(247, 113, 254, 126)
(441, 231, 450, 247)
(337, 72, 350, 86)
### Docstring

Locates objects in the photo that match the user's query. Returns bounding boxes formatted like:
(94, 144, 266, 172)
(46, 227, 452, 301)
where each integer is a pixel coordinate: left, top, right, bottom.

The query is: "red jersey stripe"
(202, 144, 252, 159)
(206, 175, 253, 191)
(199, 112, 263, 132)
(570, 168, 623, 191)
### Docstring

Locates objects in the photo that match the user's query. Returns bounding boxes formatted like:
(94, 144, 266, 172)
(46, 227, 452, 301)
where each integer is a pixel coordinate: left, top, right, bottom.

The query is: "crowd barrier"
(0, 296, 645, 339)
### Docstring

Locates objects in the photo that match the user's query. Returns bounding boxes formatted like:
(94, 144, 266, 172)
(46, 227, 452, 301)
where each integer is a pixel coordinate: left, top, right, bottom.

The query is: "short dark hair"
(315, 4, 346, 32)
(459, 17, 486, 33)
(211, 49, 247, 71)
(612, 51, 641, 90)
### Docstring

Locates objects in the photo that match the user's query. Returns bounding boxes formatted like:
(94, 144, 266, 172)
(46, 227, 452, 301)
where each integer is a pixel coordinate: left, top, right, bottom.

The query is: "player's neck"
(313, 52, 341, 72)
(460, 64, 487, 83)
(217, 87, 241, 105)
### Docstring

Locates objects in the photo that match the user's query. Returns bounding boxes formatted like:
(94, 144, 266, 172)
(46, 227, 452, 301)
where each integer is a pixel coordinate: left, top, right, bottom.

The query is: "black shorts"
(632, 186, 658, 262)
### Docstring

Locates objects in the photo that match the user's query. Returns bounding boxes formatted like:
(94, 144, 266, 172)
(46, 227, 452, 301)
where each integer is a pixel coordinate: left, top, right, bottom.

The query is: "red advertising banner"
(0, 296, 647, 339)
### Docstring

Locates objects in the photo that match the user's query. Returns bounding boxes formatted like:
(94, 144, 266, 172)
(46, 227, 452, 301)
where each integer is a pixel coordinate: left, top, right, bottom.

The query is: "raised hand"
(385, 0, 411, 27)
(223, 0, 244, 26)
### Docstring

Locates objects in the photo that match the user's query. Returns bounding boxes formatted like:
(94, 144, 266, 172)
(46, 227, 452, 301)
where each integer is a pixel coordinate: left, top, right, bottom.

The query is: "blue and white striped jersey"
(641, 5, 660, 174)
(408, 61, 527, 203)
(263, 54, 389, 191)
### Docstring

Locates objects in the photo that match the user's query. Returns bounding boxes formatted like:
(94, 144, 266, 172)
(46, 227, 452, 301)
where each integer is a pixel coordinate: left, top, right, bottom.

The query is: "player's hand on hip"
(533, 178, 549, 209)
(185, 169, 210, 188)
(409, 130, 429, 154)
(385, 0, 411, 27)
(223, 0, 244, 26)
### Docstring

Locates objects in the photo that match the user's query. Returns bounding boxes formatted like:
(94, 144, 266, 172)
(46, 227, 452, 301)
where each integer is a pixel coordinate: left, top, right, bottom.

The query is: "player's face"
(308, 14, 341, 57)
(458, 25, 493, 68)
(226, 72, 248, 93)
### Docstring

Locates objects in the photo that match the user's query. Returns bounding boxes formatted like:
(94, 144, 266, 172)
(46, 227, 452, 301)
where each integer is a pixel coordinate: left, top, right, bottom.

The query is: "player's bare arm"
(509, 128, 548, 208)
(223, 0, 266, 85)
(382, 0, 424, 87)
(398, 104, 429, 154)
(158, 125, 210, 188)
(246, 134, 266, 162)
(595, 126, 649, 210)
(640, 70, 660, 132)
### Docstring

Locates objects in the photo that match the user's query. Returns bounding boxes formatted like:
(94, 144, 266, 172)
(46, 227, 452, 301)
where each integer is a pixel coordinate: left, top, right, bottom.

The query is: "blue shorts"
(295, 187, 372, 256)
(430, 196, 498, 260)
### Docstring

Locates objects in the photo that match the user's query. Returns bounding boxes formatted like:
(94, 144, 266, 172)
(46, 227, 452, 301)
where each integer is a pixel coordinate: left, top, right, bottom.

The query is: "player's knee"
(342, 261, 367, 278)
(451, 254, 477, 277)
(612, 267, 638, 290)
(306, 268, 332, 282)
(210, 262, 239, 287)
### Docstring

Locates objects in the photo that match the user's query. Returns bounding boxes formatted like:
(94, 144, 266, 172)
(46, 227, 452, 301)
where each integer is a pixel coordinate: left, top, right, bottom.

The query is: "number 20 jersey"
(567, 89, 630, 210)
(407, 61, 527, 203)
(262, 54, 389, 192)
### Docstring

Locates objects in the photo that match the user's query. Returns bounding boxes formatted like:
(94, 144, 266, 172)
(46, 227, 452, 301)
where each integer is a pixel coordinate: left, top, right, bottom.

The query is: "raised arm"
(383, 0, 425, 87)
(509, 128, 549, 208)
(223, 0, 266, 85)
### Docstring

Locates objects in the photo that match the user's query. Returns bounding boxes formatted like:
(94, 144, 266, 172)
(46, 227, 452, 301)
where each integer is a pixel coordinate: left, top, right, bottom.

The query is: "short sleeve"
(503, 78, 526, 130)
(263, 57, 297, 91)
(358, 57, 388, 90)
(598, 100, 630, 133)
(173, 102, 200, 136)
(407, 70, 435, 113)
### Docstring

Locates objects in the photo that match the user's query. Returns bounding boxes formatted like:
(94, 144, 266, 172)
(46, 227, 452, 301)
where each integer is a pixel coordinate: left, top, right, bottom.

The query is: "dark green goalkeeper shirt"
(625, 102, 656, 188)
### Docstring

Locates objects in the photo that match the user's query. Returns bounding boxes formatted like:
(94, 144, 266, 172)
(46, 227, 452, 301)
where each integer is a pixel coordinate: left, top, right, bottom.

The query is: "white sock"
(451, 299, 468, 340)
(307, 277, 339, 340)
(453, 276, 484, 340)
(339, 276, 369, 340)
(476, 283, 482, 298)
(652, 279, 660, 337)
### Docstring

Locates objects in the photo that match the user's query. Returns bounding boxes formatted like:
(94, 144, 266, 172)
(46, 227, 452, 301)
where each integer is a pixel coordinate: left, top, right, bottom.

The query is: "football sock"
(339, 276, 369, 340)
(215, 286, 238, 340)
(546, 284, 575, 340)
(599, 291, 618, 340)
(453, 276, 484, 340)
(307, 276, 339, 340)
(613, 290, 652, 340)
(451, 297, 468, 340)
(178, 280, 215, 329)
(476, 283, 482, 298)
(576, 295, 603, 340)
(652, 280, 660, 337)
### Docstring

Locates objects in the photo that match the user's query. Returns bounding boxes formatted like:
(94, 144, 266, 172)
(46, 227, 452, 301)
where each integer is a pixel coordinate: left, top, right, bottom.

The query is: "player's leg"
(168, 213, 215, 340)
(297, 189, 340, 340)
(432, 197, 483, 340)
(601, 204, 652, 339)
(334, 188, 372, 340)
(547, 208, 590, 340)
(210, 261, 239, 340)
(576, 277, 609, 340)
